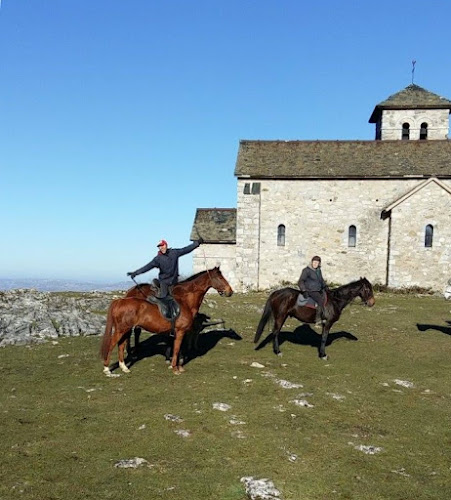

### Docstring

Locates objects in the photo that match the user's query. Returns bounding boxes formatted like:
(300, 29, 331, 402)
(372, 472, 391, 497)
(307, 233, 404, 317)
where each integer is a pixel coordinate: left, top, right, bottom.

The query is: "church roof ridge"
(382, 177, 451, 215)
(369, 83, 451, 122)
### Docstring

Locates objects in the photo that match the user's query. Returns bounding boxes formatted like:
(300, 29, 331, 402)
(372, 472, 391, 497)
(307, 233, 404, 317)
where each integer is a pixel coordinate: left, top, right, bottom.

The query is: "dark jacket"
(298, 264, 326, 293)
(133, 241, 200, 285)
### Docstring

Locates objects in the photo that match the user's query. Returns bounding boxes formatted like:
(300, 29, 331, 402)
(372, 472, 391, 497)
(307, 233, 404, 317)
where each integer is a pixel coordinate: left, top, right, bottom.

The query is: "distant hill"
(0, 278, 132, 292)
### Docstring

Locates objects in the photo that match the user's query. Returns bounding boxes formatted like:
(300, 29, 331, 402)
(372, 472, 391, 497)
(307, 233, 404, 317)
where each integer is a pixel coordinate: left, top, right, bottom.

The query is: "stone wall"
(235, 181, 261, 290)
(380, 109, 449, 140)
(192, 243, 237, 291)
(234, 178, 451, 292)
(388, 181, 451, 288)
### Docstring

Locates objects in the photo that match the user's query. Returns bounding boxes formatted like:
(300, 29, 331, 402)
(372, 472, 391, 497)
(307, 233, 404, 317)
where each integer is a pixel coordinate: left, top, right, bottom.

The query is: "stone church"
(190, 84, 451, 292)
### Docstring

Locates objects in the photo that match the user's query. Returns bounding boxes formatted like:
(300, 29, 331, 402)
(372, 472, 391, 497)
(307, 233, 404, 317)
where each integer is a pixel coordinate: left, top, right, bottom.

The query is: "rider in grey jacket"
(298, 255, 327, 324)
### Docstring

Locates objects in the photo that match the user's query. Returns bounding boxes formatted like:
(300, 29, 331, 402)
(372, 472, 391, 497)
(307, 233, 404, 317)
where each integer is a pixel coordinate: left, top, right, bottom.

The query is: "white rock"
(241, 476, 281, 500)
(164, 414, 183, 423)
(174, 429, 191, 438)
(393, 379, 414, 388)
(276, 379, 303, 389)
(355, 445, 383, 455)
(213, 402, 231, 412)
(290, 399, 314, 408)
(114, 457, 151, 468)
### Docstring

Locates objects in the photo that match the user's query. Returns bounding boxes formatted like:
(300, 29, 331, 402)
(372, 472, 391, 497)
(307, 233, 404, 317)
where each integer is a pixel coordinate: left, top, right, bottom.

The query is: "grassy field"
(1, 291, 450, 500)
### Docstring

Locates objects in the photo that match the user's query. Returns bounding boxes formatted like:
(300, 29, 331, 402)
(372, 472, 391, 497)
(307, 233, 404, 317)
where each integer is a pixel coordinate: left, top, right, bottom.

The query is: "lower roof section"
(190, 208, 236, 243)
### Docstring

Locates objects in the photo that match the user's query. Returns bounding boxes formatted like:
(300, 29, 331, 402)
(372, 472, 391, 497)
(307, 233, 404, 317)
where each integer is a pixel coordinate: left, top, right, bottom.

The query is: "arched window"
(277, 224, 285, 246)
(348, 225, 357, 247)
(425, 224, 433, 248)
(402, 123, 410, 140)
(420, 122, 428, 140)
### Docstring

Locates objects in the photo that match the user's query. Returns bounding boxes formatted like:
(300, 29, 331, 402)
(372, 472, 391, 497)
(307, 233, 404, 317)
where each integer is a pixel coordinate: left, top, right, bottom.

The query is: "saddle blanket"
(296, 293, 318, 309)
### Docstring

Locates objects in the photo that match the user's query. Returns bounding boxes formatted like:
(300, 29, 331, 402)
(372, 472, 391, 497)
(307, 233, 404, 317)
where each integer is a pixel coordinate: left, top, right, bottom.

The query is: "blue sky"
(1, 0, 450, 282)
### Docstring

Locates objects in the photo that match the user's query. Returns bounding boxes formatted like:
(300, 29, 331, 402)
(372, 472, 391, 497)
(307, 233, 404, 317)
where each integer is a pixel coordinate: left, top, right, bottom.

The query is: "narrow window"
(425, 224, 433, 247)
(251, 182, 261, 194)
(243, 183, 251, 194)
(348, 225, 357, 247)
(277, 224, 286, 246)
(420, 122, 428, 140)
(402, 123, 410, 140)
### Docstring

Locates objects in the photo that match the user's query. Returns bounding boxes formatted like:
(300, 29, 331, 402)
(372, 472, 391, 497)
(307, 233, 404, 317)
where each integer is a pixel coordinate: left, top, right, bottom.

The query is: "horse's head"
(358, 277, 375, 307)
(208, 267, 233, 297)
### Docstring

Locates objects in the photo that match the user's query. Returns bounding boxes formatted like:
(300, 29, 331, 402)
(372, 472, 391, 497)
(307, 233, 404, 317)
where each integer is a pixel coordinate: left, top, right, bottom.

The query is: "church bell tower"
(369, 84, 451, 140)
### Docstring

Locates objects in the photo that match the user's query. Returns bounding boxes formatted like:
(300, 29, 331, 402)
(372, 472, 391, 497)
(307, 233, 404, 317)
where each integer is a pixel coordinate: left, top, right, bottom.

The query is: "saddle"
(296, 292, 318, 309)
(296, 291, 328, 309)
(146, 279, 181, 323)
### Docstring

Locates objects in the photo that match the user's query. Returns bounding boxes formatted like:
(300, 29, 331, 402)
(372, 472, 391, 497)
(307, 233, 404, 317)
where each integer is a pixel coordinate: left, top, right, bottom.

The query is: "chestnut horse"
(254, 278, 375, 359)
(100, 267, 233, 375)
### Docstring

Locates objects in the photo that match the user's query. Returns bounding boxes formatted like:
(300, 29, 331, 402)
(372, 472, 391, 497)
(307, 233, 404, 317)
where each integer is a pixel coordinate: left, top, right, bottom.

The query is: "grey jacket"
(298, 265, 326, 293)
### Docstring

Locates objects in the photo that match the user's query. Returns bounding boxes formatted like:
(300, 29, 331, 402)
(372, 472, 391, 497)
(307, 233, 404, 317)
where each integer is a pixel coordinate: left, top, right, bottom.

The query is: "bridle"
(359, 282, 373, 306)
(199, 242, 228, 296)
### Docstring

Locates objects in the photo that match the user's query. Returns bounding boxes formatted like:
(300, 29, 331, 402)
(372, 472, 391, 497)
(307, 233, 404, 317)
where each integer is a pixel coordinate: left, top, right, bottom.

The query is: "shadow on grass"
(255, 324, 358, 355)
(416, 320, 451, 336)
(123, 328, 242, 370)
(182, 328, 242, 366)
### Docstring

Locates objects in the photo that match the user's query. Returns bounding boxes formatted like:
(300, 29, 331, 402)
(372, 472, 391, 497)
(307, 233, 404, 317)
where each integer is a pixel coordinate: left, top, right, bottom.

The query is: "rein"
(197, 236, 217, 291)
(131, 277, 149, 300)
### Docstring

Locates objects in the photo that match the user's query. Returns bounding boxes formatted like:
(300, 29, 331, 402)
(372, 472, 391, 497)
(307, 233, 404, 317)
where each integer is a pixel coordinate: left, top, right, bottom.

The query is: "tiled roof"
(190, 208, 236, 243)
(234, 140, 451, 179)
(369, 84, 451, 122)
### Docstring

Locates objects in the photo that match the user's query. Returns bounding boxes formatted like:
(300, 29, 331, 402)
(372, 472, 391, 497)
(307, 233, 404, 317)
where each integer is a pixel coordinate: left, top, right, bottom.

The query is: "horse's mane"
(330, 278, 365, 294)
(329, 278, 372, 302)
(177, 269, 211, 284)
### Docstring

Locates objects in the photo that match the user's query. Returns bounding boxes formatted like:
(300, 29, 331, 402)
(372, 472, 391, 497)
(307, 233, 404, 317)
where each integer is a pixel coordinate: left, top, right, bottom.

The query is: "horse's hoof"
(320, 355, 328, 361)
(119, 362, 130, 373)
(178, 366, 186, 373)
(277, 352, 283, 357)
(103, 367, 111, 376)
(172, 369, 181, 375)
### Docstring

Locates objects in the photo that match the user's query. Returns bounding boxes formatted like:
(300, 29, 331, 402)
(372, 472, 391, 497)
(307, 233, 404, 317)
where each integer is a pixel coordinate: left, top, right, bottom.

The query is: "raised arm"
(174, 240, 201, 257)
(131, 257, 159, 276)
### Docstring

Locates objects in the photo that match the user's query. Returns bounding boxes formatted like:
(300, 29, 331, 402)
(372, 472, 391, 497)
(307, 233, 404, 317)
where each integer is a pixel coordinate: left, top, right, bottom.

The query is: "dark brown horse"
(100, 267, 233, 375)
(254, 278, 375, 359)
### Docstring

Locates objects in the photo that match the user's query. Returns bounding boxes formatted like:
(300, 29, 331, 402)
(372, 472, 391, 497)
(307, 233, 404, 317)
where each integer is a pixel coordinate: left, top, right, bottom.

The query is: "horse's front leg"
(171, 331, 185, 374)
(319, 322, 331, 360)
(273, 331, 281, 356)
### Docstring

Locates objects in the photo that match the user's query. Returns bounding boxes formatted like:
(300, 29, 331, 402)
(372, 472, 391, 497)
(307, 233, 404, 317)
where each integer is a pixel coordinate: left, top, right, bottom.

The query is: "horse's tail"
(254, 293, 274, 343)
(100, 301, 115, 361)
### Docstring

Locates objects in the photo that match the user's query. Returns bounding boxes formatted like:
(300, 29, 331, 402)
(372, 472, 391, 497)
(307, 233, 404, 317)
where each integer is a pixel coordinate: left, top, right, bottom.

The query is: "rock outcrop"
(0, 289, 123, 347)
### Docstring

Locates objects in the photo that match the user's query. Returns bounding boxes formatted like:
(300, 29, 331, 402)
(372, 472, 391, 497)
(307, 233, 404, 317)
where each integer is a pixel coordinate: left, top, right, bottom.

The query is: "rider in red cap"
(127, 237, 204, 298)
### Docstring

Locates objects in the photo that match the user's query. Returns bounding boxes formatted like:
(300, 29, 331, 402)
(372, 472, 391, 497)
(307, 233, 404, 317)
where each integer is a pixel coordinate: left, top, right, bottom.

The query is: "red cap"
(157, 239, 168, 247)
